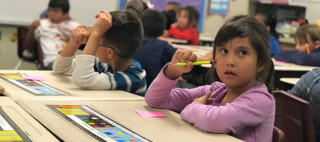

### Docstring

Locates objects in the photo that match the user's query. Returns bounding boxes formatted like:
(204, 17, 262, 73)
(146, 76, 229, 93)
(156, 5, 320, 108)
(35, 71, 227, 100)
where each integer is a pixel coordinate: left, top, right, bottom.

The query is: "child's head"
(48, 0, 70, 23)
(165, 2, 181, 13)
(209, 15, 274, 92)
(98, 10, 143, 61)
(125, 0, 146, 16)
(177, 6, 199, 29)
(141, 10, 166, 38)
(294, 24, 320, 52)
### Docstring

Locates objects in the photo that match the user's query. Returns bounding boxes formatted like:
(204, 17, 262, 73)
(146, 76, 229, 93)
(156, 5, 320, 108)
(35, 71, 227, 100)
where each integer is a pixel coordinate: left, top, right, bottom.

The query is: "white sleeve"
(72, 55, 113, 90)
(52, 54, 76, 76)
(34, 26, 41, 40)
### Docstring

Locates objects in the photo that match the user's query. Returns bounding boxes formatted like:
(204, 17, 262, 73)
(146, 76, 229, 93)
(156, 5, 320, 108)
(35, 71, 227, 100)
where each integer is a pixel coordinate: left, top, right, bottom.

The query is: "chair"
(15, 26, 45, 70)
(273, 90, 316, 142)
(273, 126, 285, 142)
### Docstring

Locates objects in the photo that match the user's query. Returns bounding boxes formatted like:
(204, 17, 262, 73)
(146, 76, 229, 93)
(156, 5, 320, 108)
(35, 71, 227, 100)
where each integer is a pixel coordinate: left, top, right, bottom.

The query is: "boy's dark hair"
(102, 10, 143, 59)
(164, 10, 176, 30)
(254, 12, 279, 39)
(49, 0, 70, 14)
(141, 10, 166, 38)
(207, 15, 274, 93)
(181, 6, 199, 29)
(125, 0, 145, 16)
(167, 2, 181, 13)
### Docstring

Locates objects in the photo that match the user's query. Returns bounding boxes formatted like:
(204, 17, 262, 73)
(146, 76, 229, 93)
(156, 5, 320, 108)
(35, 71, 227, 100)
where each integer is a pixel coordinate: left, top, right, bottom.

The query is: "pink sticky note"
(22, 75, 47, 81)
(135, 110, 166, 118)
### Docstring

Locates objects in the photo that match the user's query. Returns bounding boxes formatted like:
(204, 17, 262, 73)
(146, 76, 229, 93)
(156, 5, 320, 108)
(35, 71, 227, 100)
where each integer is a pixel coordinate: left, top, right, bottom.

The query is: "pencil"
(306, 44, 310, 54)
(175, 60, 216, 66)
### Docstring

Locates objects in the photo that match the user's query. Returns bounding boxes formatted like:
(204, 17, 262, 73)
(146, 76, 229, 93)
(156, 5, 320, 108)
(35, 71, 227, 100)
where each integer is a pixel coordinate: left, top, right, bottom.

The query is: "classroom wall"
(306, 0, 320, 24)
(202, 0, 255, 37)
(0, 0, 119, 26)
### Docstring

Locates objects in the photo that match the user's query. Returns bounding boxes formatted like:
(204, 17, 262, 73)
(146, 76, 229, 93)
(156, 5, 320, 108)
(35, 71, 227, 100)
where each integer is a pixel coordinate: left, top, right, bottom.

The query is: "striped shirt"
(53, 54, 147, 96)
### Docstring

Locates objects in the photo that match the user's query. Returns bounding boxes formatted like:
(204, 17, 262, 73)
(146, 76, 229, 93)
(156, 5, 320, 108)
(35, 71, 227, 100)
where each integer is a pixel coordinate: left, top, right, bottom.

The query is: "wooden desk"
(0, 70, 144, 101)
(173, 44, 213, 57)
(280, 78, 299, 85)
(17, 98, 242, 142)
(279, 37, 295, 51)
(0, 97, 58, 142)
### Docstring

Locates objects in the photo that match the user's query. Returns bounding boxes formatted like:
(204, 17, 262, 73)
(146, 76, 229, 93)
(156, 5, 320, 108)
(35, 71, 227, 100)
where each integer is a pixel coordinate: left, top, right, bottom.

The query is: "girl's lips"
(224, 70, 236, 76)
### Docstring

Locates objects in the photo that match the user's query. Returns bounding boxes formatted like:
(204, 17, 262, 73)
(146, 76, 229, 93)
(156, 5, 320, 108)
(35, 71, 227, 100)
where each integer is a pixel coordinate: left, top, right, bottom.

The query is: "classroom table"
(0, 70, 144, 101)
(172, 44, 213, 57)
(280, 78, 299, 85)
(0, 97, 58, 142)
(167, 37, 188, 44)
(273, 59, 318, 89)
(199, 36, 214, 46)
(16, 98, 242, 142)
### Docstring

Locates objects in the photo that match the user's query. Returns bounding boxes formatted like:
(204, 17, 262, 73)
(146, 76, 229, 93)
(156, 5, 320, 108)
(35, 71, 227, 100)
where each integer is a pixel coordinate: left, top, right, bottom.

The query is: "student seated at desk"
(288, 68, 320, 141)
(146, 15, 275, 142)
(53, 10, 147, 96)
(274, 24, 320, 66)
(27, 0, 80, 69)
(133, 10, 177, 87)
(163, 6, 199, 45)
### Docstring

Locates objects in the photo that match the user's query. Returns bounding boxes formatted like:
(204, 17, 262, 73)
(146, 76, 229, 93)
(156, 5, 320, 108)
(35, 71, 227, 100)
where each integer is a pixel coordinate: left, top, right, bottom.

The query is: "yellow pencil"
(175, 60, 216, 66)
(306, 44, 310, 54)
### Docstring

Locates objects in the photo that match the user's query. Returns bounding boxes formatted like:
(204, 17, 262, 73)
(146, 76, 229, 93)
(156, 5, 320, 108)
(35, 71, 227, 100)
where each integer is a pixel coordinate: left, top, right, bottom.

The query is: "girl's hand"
(193, 91, 215, 104)
(69, 25, 89, 48)
(165, 49, 197, 80)
(91, 11, 113, 37)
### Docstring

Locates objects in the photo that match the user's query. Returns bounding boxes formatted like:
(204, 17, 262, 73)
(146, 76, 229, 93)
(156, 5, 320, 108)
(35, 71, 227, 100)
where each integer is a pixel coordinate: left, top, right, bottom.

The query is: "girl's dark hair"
(49, 0, 70, 14)
(207, 15, 274, 93)
(181, 6, 199, 29)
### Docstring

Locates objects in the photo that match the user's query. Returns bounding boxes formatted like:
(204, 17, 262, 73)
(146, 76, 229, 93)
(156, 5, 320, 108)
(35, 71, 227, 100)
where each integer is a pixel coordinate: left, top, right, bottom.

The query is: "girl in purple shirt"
(145, 15, 275, 142)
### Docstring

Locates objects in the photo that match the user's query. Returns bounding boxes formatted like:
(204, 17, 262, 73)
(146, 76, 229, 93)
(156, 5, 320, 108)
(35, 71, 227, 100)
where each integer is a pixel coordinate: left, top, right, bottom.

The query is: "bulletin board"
(209, 0, 229, 15)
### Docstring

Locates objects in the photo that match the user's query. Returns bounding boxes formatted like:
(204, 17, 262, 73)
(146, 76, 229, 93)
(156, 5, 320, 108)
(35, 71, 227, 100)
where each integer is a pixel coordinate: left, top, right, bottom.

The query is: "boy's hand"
(193, 91, 215, 104)
(165, 49, 197, 80)
(69, 26, 89, 48)
(92, 11, 113, 37)
(31, 20, 40, 28)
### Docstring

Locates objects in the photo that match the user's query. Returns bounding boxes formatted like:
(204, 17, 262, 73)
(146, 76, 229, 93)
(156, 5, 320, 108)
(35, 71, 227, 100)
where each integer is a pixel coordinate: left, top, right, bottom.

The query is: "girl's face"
(215, 37, 263, 90)
(177, 10, 189, 29)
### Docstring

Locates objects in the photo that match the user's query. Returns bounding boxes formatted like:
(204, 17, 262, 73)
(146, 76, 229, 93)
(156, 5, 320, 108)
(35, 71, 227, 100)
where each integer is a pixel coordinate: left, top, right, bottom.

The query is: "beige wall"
(306, 0, 320, 24)
(202, 0, 255, 37)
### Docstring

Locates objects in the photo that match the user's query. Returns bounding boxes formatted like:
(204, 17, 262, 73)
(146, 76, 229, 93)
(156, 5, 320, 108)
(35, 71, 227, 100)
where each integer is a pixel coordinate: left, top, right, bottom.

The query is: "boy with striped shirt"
(53, 10, 146, 96)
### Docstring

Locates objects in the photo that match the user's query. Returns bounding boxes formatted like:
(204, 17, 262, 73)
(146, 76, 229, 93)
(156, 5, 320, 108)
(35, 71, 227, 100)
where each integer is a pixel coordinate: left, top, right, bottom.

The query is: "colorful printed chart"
(0, 73, 67, 96)
(48, 105, 150, 142)
(0, 108, 31, 142)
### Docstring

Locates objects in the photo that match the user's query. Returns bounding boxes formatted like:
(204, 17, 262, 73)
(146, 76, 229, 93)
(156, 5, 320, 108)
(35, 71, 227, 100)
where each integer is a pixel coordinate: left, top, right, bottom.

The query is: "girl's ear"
(315, 40, 320, 49)
(257, 64, 265, 72)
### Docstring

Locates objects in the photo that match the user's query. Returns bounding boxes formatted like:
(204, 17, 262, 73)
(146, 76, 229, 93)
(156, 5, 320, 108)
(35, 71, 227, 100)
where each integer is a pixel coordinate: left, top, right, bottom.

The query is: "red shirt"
(168, 26, 199, 45)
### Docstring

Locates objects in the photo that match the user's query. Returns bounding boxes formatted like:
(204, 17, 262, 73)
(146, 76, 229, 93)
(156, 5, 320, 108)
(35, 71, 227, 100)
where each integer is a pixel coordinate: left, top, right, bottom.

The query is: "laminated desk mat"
(0, 73, 68, 96)
(0, 107, 31, 142)
(48, 105, 151, 142)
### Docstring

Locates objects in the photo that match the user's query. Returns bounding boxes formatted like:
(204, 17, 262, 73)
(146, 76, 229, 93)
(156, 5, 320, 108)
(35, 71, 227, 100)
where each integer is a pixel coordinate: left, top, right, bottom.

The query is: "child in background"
(133, 10, 177, 87)
(164, 2, 181, 29)
(145, 15, 275, 142)
(165, 6, 199, 45)
(288, 68, 320, 142)
(274, 24, 320, 66)
(27, 0, 79, 69)
(125, 0, 147, 16)
(53, 10, 147, 96)
(254, 12, 280, 56)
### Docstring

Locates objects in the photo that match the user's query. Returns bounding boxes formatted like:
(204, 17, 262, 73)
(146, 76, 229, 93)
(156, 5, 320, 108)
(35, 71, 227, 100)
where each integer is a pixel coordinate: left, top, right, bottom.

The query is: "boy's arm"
(82, 11, 112, 56)
(53, 26, 89, 75)
(26, 20, 40, 49)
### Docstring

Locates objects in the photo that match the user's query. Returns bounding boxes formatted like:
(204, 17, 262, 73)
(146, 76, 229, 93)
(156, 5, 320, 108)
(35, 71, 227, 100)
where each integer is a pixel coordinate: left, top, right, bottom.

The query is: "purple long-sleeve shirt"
(145, 65, 275, 142)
